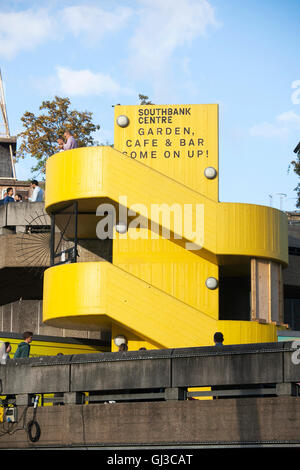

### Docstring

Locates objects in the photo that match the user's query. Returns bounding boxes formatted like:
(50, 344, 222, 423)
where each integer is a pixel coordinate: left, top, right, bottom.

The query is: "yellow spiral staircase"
(42, 104, 288, 351)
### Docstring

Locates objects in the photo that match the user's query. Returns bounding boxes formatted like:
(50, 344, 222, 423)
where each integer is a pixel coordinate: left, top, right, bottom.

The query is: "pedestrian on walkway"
(14, 331, 33, 358)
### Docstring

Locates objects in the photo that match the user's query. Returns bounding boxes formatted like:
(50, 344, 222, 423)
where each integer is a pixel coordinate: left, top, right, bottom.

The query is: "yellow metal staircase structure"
(42, 104, 288, 351)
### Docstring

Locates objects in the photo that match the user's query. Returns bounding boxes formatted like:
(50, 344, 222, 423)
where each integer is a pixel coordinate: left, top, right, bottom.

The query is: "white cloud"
(62, 5, 132, 41)
(0, 9, 55, 59)
(250, 110, 300, 139)
(249, 122, 290, 139)
(291, 80, 300, 105)
(0, 4, 132, 59)
(55, 66, 130, 97)
(129, 0, 219, 76)
(277, 110, 300, 128)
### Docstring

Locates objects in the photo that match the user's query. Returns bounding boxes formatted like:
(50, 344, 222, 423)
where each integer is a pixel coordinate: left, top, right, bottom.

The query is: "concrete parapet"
(1, 342, 299, 398)
(0, 343, 299, 449)
(5, 202, 48, 227)
(0, 202, 46, 230)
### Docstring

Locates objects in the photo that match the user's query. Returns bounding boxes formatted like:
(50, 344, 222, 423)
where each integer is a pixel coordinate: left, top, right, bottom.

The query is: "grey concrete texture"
(283, 255, 300, 287)
(0, 234, 46, 268)
(5, 202, 49, 227)
(1, 361, 71, 395)
(0, 397, 299, 448)
(0, 343, 299, 448)
(288, 225, 300, 247)
(0, 202, 47, 228)
(1, 342, 299, 396)
(71, 357, 172, 391)
(0, 142, 14, 178)
(0, 299, 106, 341)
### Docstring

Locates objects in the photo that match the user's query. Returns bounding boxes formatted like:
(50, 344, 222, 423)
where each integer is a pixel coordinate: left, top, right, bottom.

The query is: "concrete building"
(0, 136, 16, 179)
(0, 201, 110, 355)
(281, 211, 300, 336)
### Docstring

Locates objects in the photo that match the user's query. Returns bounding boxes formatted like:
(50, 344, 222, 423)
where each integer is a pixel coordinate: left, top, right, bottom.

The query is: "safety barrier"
(0, 341, 299, 406)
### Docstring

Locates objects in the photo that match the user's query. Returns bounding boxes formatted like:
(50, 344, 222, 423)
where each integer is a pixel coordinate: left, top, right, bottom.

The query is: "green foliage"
(17, 96, 100, 176)
(138, 94, 154, 105)
(291, 151, 300, 207)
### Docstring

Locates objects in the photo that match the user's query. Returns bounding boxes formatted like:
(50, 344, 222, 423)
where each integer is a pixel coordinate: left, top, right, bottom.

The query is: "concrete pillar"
(64, 392, 85, 405)
(276, 383, 297, 396)
(164, 388, 186, 401)
(16, 394, 32, 406)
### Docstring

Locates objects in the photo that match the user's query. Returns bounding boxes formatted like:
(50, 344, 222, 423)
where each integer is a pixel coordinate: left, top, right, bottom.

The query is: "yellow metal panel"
(217, 203, 288, 264)
(45, 146, 217, 254)
(113, 227, 219, 319)
(43, 262, 218, 347)
(0, 336, 107, 357)
(45, 146, 288, 264)
(43, 262, 278, 348)
(114, 104, 219, 201)
(217, 320, 278, 344)
(111, 324, 159, 352)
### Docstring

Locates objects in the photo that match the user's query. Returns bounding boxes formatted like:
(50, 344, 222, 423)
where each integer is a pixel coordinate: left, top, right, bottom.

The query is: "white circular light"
(116, 115, 129, 127)
(115, 222, 127, 234)
(204, 167, 217, 179)
(205, 277, 218, 290)
(114, 335, 127, 347)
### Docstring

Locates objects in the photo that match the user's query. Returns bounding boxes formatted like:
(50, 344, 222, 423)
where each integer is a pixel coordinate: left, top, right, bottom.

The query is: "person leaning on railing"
(27, 181, 44, 202)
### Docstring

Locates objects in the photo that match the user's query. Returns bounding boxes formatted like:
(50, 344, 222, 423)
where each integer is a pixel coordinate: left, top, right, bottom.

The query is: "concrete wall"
(0, 300, 106, 340)
(0, 343, 299, 449)
(0, 201, 46, 234)
(283, 221, 300, 287)
(0, 141, 14, 178)
(0, 398, 299, 449)
(0, 202, 111, 340)
(284, 255, 300, 287)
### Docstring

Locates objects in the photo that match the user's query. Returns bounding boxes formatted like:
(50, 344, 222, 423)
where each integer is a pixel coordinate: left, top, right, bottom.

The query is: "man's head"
(31, 180, 39, 188)
(6, 187, 13, 197)
(23, 331, 33, 343)
(15, 194, 22, 202)
(213, 332, 224, 344)
(64, 130, 72, 140)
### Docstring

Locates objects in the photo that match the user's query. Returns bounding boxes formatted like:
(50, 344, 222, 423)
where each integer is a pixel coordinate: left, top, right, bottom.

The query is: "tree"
(17, 96, 100, 176)
(291, 145, 300, 207)
(138, 94, 154, 105)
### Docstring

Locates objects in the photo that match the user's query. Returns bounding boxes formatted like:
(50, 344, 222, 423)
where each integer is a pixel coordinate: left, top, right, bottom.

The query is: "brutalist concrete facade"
(0, 202, 111, 342)
(0, 137, 16, 179)
(283, 212, 300, 331)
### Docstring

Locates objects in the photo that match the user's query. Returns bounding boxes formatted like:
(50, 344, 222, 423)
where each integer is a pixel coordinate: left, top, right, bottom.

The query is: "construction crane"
(0, 69, 16, 179)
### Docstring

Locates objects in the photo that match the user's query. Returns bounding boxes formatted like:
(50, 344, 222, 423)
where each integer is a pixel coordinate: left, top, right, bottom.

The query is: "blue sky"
(0, 0, 300, 211)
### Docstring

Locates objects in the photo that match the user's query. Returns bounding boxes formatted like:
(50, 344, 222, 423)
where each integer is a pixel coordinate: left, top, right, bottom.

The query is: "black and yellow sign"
(114, 104, 219, 201)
